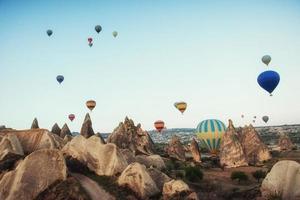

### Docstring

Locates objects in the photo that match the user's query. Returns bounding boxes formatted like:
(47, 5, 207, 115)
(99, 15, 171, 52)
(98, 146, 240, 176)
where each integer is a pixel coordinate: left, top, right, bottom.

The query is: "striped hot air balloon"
(154, 120, 165, 133)
(86, 100, 96, 111)
(196, 119, 226, 155)
(174, 102, 187, 114)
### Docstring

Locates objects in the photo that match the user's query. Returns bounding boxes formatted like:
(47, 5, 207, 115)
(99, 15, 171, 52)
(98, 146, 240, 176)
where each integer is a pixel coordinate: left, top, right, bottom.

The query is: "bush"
(252, 170, 266, 183)
(175, 170, 184, 179)
(231, 171, 248, 183)
(184, 166, 203, 182)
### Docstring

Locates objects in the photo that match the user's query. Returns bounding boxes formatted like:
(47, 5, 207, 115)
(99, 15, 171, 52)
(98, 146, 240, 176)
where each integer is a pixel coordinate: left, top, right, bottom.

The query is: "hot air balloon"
(241, 114, 244, 118)
(95, 25, 102, 33)
(254, 116, 257, 119)
(196, 119, 226, 155)
(56, 75, 64, 84)
(252, 120, 255, 123)
(262, 55, 271, 66)
(47, 29, 53, 36)
(112, 31, 118, 38)
(257, 70, 280, 96)
(154, 120, 165, 133)
(89, 43, 93, 47)
(262, 116, 269, 123)
(68, 114, 75, 122)
(86, 100, 96, 111)
(174, 102, 187, 114)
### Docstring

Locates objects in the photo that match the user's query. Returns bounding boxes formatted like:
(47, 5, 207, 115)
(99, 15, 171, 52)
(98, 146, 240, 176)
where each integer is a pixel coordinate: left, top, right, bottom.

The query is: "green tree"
(231, 171, 248, 183)
(184, 166, 203, 182)
(252, 170, 266, 183)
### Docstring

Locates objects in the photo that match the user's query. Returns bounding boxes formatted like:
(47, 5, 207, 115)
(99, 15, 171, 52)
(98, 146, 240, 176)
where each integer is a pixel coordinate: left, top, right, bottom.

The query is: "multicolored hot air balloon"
(68, 114, 75, 122)
(262, 55, 271, 66)
(262, 116, 269, 123)
(86, 100, 96, 111)
(154, 120, 165, 133)
(196, 119, 226, 155)
(47, 29, 53, 36)
(174, 102, 187, 114)
(88, 37, 93, 47)
(95, 25, 102, 33)
(56, 75, 64, 84)
(112, 31, 118, 38)
(257, 70, 280, 96)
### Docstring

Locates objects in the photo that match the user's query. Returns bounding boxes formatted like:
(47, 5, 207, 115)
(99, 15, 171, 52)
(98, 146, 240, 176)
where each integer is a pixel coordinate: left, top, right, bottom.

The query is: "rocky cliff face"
(219, 120, 248, 168)
(107, 117, 155, 155)
(240, 125, 271, 164)
(0, 129, 65, 154)
(190, 138, 201, 163)
(0, 149, 67, 200)
(80, 113, 95, 138)
(278, 134, 294, 150)
(51, 123, 61, 136)
(60, 123, 72, 138)
(166, 136, 186, 161)
(261, 160, 300, 200)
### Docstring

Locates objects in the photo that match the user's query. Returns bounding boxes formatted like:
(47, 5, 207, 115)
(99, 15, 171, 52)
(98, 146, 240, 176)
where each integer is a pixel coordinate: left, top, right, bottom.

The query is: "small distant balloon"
(56, 75, 64, 84)
(89, 43, 93, 47)
(262, 116, 269, 123)
(154, 120, 165, 133)
(88, 37, 93, 47)
(241, 114, 244, 118)
(112, 31, 118, 38)
(262, 55, 271, 66)
(254, 116, 257, 119)
(95, 25, 102, 33)
(174, 102, 187, 114)
(68, 114, 75, 122)
(86, 100, 96, 111)
(257, 70, 280, 96)
(47, 29, 53, 37)
(252, 120, 255, 123)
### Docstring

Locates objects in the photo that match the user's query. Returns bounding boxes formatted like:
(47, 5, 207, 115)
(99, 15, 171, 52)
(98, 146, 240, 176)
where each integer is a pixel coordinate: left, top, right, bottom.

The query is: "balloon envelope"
(86, 100, 96, 111)
(88, 37, 93, 43)
(262, 55, 271, 66)
(56, 75, 64, 84)
(112, 31, 118, 37)
(95, 25, 102, 33)
(174, 102, 187, 114)
(196, 119, 226, 155)
(154, 120, 165, 133)
(257, 70, 280, 95)
(262, 116, 269, 123)
(47, 29, 53, 36)
(68, 114, 75, 122)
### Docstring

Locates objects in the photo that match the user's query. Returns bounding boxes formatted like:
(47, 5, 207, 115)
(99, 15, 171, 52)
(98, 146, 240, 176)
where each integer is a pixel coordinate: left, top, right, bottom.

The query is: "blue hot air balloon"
(56, 75, 64, 84)
(257, 70, 280, 96)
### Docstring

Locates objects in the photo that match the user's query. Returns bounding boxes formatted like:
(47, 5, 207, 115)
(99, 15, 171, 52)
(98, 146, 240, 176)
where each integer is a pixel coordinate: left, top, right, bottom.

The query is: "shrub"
(184, 166, 203, 182)
(230, 171, 248, 183)
(175, 170, 184, 179)
(252, 170, 266, 183)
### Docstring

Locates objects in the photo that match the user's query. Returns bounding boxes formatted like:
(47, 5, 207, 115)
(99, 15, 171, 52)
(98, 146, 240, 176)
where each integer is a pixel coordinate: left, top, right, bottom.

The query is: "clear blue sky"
(1, 0, 300, 132)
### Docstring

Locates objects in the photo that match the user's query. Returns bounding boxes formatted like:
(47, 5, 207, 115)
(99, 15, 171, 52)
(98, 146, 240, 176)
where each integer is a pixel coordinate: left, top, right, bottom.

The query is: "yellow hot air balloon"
(196, 119, 226, 155)
(86, 100, 96, 111)
(174, 102, 187, 114)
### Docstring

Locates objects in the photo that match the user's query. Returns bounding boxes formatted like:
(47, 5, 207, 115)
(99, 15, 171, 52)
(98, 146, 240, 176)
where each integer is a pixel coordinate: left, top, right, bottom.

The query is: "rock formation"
(62, 135, 127, 176)
(31, 118, 39, 129)
(166, 135, 186, 161)
(147, 168, 172, 192)
(190, 138, 201, 163)
(107, 117, 155, 155)
(60, 123, 72, 138)
(80, 113, 94, 138)
(51, 123, 61, 136)
(63, 135, 73, 143)
(219, 120, 248, 168)
(261, 160, 300, 200)
(0, 129, 65, 154)
(162, 180, 190, 200)
(118, 162, 160, 199)
(0, 134, 24, 161)
(240, 125, 271, 164)
(0, 149, 67, 200)
(0, 125, 6, 130)
(135, 154, 166, 170)
(278, 134, 294, 151)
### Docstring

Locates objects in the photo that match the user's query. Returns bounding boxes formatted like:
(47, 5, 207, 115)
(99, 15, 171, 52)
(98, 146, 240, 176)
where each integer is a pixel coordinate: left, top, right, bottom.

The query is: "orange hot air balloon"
(86, 100, 96, 111)
(174, 102, 187, 114)
(154, 120, 165, 133)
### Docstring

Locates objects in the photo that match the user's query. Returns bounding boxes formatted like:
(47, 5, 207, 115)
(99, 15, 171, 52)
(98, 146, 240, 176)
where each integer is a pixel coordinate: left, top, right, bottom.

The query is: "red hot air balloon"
(154, 120, 165, 133)
(88, 37, 93, 43)
(68, 114, 75, 122)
